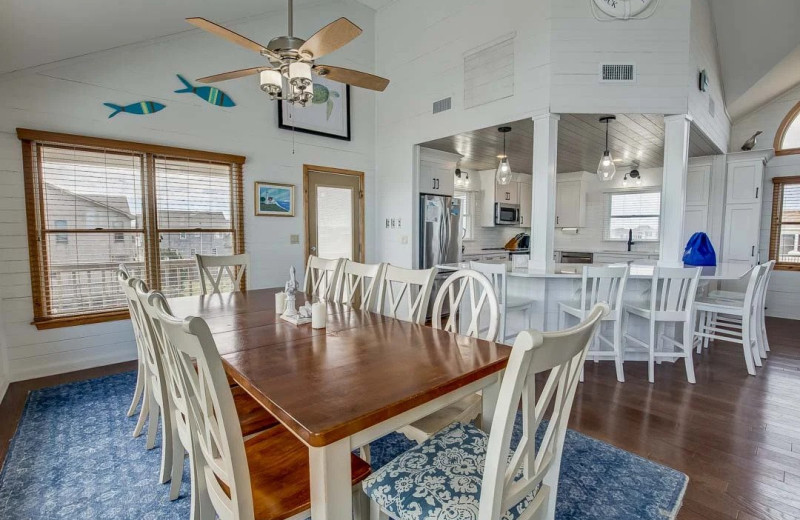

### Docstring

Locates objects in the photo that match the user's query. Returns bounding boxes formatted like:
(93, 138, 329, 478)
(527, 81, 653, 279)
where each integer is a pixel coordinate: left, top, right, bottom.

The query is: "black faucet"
(627, 229, 635, 252)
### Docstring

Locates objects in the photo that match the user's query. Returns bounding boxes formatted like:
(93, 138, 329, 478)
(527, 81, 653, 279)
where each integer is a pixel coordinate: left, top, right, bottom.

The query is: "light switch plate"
(289, 234, 300, 244)
(401, 235, 408, 244)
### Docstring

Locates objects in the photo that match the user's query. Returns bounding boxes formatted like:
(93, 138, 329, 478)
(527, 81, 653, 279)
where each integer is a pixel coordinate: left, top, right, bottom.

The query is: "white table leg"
(309, 437, 353, 520)
(480, 372, 502, 433)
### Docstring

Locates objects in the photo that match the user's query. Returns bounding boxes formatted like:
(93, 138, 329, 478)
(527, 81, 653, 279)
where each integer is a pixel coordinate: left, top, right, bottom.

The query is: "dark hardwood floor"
(2, 318, 800, 519)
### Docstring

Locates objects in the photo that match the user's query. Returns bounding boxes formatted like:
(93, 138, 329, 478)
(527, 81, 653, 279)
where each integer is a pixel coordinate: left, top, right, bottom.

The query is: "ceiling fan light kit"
(189, 0, 389, 108)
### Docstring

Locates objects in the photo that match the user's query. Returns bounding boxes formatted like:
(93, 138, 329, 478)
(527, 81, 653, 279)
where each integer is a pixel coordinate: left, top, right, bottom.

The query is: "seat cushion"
(232, 385, 281, 437)
(363, 422, 535, 520)
(245, 426, 372, 520)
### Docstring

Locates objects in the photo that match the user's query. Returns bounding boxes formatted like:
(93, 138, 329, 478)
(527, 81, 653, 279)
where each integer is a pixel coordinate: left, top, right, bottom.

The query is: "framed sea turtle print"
(278, 77, 351, 141)
(255, 182, 295, 217)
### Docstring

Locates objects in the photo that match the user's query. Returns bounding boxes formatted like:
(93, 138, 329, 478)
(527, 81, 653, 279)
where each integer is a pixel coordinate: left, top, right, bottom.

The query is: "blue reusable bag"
(683, 232, 716, 266)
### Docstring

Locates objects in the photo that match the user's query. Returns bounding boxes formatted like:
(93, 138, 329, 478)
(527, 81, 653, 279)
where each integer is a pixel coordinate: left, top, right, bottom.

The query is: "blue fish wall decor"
(175, 74, 235, 107)
(104, 101, 166, 118)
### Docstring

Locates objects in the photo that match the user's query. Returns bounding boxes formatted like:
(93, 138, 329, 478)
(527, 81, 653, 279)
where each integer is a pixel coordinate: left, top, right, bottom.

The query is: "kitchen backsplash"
(463, 191, 527, 254)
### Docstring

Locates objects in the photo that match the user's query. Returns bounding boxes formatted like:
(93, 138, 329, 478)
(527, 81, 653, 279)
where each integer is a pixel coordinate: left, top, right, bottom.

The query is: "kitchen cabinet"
(555, 179, 586, 228)
(518, 180, 532, 228)
(419, 147, 459, 196)
(494, 182, 519, 204)
(683, 162, 712, 246)
(720, 150, 772, 267)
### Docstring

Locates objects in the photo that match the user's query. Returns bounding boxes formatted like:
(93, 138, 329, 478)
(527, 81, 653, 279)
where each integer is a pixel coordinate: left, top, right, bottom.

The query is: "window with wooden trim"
(18, 129, 245, 329)
(775, 100, 800, 156)
(769, 176, 800, 270)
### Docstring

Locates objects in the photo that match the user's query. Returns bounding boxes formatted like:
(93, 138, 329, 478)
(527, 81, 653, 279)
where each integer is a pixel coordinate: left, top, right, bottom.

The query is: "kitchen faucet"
(627, 229, 635, 252)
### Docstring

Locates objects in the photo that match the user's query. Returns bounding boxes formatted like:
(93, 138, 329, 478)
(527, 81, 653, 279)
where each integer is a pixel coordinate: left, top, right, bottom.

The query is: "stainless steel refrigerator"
(420, 194, 462, 320)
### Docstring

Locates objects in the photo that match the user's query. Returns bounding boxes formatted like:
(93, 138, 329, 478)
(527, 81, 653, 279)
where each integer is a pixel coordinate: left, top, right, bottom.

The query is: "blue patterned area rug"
(0, 372, 687, 519)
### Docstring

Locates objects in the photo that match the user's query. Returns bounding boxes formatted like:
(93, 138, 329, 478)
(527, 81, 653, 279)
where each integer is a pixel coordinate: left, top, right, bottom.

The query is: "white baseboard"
(10, 346, 137, 383)
(0, 374, 9, 405)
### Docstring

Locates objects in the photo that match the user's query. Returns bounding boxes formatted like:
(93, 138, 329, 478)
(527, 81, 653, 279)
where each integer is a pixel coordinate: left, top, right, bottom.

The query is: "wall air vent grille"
(600, 64, 636, 83)
(433, 97, 452, 114)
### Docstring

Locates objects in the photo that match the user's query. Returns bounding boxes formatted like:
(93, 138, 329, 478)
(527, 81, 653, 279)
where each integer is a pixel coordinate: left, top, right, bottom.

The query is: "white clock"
(592, 0, 656, 20)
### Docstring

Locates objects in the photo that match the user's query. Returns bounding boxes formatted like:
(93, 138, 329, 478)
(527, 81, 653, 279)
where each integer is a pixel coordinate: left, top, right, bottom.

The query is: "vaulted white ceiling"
(0, 0, 320, 74)
(709, 0, 800, 120)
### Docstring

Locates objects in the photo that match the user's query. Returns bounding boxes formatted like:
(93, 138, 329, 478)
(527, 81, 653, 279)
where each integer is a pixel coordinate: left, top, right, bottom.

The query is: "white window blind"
(19, 130, 245, 328)
(316, 186, 354, 260)
(605, 190, 661, 241)
(771, 180, 800, 266)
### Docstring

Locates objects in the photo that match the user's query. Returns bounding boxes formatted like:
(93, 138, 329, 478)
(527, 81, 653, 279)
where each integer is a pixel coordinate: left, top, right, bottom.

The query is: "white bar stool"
(694, 264, 767, 376)
(623, 267, 702, 384)
(558, 265, 629, 382)
(470, 260, 535, 343)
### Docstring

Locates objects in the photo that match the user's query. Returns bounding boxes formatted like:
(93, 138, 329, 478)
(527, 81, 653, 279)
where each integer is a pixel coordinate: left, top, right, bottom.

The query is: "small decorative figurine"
(281, 266, 312, 325)
(741, 131, 762, 151)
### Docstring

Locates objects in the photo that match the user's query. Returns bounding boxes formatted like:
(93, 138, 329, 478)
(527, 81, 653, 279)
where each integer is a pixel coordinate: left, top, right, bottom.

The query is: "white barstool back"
(479, 303, 609, 520)
(337, 260, 384, 311)
(431, 269, 500, 341)
(375, 265, 436, 324)
(579, 265, 629, 316)
(304, 255, 344, 301)
(470, 260, 535, 343)
(195, 253, 249, 295)
(151, 297, 255, 520)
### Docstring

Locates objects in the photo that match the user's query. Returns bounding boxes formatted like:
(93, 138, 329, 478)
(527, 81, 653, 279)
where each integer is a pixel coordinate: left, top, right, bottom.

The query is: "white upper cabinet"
(418, 147, 460, 197)
(518, 180, 532, 228)
(725, 161, 763, 204)
(555, 179, 586, 228)
(494, 182, 519, 204)
(723, 204, 761, 264)
(683, 163, 712, 246)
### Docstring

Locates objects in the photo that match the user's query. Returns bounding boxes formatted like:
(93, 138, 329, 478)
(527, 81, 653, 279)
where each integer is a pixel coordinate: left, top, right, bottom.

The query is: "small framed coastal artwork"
(255, 182, 295, 217)
(278, 77, 351, 141)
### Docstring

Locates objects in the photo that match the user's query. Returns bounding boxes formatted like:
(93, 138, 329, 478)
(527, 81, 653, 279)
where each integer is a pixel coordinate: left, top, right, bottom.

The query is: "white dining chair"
(374, 265, 437, 324)
(397, 269, 500, 443)
(195, 253, 249, 294)
(694, 264, 767, 376)
(470, 260, 535, 343)
(304, 255, 344, 302)
(336, 260, 385, 311)
(704, 260, 775, 359)
(363, 303, 609, 520)
(149, 295, 372, 520)
(622, 267, 702, 384)
(117, 265, 148, 436)
(558, 265, 629, 382)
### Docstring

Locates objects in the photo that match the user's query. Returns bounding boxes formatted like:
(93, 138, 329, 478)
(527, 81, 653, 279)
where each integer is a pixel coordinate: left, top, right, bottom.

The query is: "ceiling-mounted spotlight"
(496, 126, 513, 185)
(597, 116, 617, 182)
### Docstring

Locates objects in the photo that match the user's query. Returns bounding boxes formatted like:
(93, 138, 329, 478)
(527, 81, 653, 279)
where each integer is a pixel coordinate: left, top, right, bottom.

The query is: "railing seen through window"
(18, 129, 245, 329)
(605, 189, 661, 241)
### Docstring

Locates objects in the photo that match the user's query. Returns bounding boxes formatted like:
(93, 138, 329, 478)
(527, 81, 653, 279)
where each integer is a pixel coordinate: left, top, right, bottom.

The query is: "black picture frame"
(278, 84, 351, 141)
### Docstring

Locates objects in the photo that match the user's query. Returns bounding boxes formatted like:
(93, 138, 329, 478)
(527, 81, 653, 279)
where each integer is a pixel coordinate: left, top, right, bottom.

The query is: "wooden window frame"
(17, 128, 246, 329)
(774, 99, 800, 156)
(769, 176, 800, 271)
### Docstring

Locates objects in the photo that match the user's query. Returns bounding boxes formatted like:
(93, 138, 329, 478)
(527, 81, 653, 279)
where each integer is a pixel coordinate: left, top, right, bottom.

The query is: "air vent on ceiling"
(599, 63, 636, 83)
(433, 97, 452, 114)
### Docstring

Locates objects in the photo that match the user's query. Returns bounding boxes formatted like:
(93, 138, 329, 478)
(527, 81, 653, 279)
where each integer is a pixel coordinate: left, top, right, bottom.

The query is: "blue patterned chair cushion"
(362, 422, 536, 520)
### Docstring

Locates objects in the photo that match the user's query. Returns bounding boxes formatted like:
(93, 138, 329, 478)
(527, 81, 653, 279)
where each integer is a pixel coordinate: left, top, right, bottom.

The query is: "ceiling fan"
(187, 0, 389, 107)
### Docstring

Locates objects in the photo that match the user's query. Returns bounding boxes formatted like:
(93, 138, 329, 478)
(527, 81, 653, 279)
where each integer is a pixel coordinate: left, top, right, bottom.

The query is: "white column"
(530, 113, 560, 271)
(659, 114, 692, 267)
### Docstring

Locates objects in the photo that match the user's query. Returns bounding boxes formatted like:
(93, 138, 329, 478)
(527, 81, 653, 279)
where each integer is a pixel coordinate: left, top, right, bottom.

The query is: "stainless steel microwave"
(495, 203, 520, 225)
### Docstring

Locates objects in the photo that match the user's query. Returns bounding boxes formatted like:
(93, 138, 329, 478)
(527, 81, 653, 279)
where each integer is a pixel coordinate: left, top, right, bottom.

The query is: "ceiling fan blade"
(313, 65, 390, 92)
(197, 67, 266, 83)
(299, 18, 362, 59)
(186, 17, 280, 59)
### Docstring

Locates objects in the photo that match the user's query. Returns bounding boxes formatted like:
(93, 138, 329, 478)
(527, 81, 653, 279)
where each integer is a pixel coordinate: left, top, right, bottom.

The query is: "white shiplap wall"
(373, 0, 552, 268)
(687, 0, 730, 153)
(0, 299, 8, 402)
(0, 1, 378, 382)
(732, 84, 800, 319)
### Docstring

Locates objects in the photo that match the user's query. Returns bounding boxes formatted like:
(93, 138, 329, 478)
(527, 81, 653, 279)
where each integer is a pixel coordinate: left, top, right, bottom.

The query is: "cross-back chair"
(117, 265, 147, 434)
(363, 304, 610, 520)
(304, 255, 344, 301)
(336, 260, 384, 311)
(195, 253, 249, 295)
(374, 265, 437, 323)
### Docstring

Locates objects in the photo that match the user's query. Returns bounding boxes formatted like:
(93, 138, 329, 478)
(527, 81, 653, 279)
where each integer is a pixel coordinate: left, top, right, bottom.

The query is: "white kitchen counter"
(437, 261, 751, 281)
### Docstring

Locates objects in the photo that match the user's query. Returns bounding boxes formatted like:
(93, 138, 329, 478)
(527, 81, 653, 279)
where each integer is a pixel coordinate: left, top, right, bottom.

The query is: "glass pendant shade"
(597, 151, 616, 181)
(496, 157, 513, 185)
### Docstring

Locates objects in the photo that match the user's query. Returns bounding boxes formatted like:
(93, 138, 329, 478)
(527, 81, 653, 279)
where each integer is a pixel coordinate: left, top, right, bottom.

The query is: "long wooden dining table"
(167, 287, 513, 520)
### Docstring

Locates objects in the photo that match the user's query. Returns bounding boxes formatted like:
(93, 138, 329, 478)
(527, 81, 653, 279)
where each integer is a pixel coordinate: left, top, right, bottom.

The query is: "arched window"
(775, 99, 800, 155)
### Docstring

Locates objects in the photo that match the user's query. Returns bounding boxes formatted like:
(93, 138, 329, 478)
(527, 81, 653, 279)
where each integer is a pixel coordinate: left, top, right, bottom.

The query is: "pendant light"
(496, 126, 513, 185)
(597, 116, 617, 182)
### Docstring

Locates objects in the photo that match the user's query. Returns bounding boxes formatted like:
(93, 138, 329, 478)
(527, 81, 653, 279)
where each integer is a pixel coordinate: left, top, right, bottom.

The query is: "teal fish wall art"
(104, 101, 166, 118)
(175, 74, 235, 107)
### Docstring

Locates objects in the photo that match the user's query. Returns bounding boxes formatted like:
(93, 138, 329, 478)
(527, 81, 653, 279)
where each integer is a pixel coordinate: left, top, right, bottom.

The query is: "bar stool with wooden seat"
(622, 267, 702, 383)
(558, 265, 629, 382)
(195, 253, 249, 294)
(150, 293, 371, 520)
